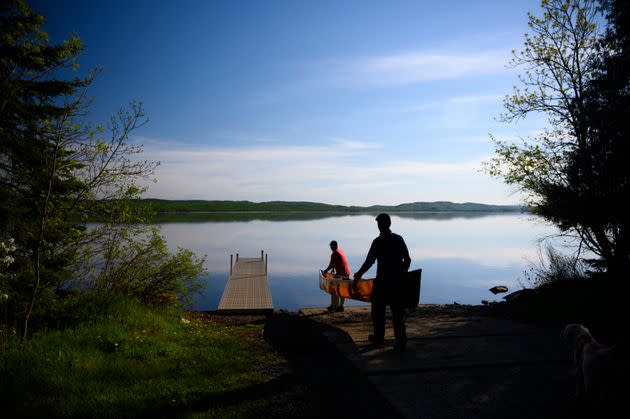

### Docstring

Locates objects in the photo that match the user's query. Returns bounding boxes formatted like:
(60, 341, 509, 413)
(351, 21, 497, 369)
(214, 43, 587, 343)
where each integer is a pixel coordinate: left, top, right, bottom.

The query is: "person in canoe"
(353, 213, 411, 351)
(322, 240, 352, 312)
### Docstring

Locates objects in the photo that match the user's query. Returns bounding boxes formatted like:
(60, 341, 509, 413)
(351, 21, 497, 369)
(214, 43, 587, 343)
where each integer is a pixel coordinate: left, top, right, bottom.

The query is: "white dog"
(560, 323, 617, 406)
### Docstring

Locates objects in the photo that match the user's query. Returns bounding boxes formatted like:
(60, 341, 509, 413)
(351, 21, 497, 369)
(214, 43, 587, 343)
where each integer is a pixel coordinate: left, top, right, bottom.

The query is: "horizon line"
(138, 197, 524, 207)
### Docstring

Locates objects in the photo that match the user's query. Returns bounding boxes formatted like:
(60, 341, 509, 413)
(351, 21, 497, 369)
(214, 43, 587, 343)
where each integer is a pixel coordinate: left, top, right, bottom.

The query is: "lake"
(157, 212, 558, 311)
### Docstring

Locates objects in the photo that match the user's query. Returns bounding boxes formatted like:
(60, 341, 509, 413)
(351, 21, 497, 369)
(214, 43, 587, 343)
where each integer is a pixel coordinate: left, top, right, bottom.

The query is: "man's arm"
(323, 254, 335, 273)
(353, 240, 377, 282)
(401, 238, 411, 271)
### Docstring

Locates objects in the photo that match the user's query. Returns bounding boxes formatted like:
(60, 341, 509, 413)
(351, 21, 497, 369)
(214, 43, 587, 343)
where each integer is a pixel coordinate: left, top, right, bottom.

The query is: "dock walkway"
(218, 251, 273, 314)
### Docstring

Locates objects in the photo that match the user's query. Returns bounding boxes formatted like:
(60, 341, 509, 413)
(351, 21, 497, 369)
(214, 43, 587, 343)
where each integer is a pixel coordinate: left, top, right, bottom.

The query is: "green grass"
(1, 297, 280, 418)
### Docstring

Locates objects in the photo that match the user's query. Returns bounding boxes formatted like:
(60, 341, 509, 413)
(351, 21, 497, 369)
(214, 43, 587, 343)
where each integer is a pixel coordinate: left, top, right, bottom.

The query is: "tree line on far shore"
(125, 199, 524, 214)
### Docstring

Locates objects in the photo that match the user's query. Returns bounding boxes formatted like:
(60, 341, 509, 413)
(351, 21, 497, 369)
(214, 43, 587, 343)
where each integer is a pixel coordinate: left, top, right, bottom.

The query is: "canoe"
(319, 271, 373, 302)
(319, 269, 422, 307)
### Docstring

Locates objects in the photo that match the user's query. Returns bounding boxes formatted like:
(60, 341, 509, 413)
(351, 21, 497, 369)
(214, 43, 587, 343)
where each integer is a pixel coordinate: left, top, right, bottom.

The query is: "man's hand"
(352, 272, 362, 291)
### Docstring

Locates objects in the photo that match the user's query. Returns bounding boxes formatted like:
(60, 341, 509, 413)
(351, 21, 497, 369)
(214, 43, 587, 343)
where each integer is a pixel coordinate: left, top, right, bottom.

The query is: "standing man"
(323, 240, 352, 312)
(353, 213, 411, 351)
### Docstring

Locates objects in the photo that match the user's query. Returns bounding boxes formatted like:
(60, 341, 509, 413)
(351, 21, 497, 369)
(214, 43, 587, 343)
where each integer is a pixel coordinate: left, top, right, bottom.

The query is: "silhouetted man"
(353, 213, 411, 351)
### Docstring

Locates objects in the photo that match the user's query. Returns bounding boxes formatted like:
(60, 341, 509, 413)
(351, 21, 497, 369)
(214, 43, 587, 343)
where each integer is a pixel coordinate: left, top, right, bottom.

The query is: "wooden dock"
(218, 251, 273, 314)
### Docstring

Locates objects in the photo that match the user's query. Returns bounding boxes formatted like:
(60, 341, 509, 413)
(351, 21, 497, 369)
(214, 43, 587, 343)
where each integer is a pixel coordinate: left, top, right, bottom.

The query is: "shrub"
(523, 245, 590, 287)
(91, 229, 206, 308)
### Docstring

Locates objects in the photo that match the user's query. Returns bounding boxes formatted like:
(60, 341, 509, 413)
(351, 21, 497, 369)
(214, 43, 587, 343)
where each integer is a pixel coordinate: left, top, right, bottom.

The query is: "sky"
(32, 0, 549, 206)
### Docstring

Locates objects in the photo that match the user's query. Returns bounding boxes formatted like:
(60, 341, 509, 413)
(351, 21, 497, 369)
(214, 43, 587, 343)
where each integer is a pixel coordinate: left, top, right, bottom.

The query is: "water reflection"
(156, 212, 556, 310)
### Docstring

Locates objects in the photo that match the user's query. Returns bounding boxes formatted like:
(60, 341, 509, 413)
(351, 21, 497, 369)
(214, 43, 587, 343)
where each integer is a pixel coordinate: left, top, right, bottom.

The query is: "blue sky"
(34, 0, 548, 205)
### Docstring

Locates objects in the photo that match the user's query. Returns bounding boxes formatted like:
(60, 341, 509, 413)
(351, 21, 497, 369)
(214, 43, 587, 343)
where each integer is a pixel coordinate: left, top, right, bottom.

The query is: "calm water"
(157, 212, 558, 311)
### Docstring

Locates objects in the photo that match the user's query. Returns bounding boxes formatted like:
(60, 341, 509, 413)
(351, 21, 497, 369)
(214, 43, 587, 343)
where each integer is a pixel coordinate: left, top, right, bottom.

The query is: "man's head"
(375, 213, 391, 233)
(329, 240, 338, 250)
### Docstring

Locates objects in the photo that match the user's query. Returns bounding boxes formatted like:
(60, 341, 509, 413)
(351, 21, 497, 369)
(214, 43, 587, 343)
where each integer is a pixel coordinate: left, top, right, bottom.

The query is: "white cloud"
(314, 48, 512, 88)
(447, 94, 505, 105)
(411, 92, 506, 126)
(349, 160, 483, 177)
(403, 93, 504, 111)
(134, 138, 516, 205)
(328, 138, 382, 150)
(364, 50, 508, 82)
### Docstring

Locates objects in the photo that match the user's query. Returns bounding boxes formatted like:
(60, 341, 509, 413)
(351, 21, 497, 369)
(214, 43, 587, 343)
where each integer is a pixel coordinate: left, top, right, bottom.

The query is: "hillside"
(138, 199, 524, 214)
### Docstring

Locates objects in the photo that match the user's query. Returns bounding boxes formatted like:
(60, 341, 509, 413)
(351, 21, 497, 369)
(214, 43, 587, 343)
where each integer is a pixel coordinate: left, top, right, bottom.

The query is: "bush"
(523, 245, 590, 287)
(94, 230, 206, 307)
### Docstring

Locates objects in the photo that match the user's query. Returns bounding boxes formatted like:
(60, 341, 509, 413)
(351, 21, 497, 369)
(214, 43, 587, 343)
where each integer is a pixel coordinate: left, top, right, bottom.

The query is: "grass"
(0, 297, 284, 418)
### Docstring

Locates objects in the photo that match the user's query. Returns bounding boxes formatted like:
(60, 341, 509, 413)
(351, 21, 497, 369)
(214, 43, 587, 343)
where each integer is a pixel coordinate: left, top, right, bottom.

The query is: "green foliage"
(523, 245, 590, 287)
(0, 296, 273, 418)
(0, 0, 85, 124)
(501, 0, 600, 128)
(0, 1, 204, 338)
(485, 0, 602, 205)
(0, 238, 15, 305)
(485, 0, 630, 279)
(555, 0, 630, 278)
(1, 0, 92, 336)
(91, 228, 206, 307)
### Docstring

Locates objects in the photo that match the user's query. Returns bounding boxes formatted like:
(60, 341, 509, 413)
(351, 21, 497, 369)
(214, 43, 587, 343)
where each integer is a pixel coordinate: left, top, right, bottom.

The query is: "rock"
(503, 288, 534, 302)
(489, 285, 509, 294)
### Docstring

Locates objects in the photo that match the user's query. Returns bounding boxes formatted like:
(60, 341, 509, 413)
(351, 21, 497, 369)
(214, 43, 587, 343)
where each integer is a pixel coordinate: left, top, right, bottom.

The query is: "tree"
(551, 0, 630, 279)
(1, 0, 205, 338)
(1, 0, 91, 337)
(485, 0, 629, 279)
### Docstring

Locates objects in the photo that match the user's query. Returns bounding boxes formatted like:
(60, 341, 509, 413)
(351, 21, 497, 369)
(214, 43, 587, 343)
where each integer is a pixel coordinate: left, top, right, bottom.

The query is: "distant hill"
(137, 199, 524, 214)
